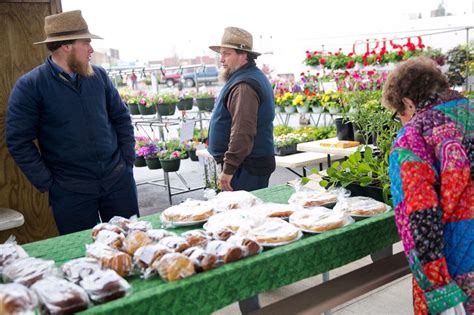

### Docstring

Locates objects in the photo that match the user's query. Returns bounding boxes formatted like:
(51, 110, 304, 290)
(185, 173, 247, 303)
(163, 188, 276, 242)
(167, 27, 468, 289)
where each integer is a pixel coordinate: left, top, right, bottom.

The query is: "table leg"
(322, 272, 332, 315)
(239, 295, 260, 314)
(163, 171, 172, 204)
(326, 154, 332, 167)
(370, 246, 393, 262)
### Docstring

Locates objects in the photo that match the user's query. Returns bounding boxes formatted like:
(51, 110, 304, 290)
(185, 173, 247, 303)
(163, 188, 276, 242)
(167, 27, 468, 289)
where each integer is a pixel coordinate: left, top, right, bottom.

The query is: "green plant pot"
(274, 143, 297, 156)
(195, 97, 215, 112)
(157, 103, 177, 116)
(128, 103, 140, 115)
(159, 159, 181, 172)
(145, 157, 162, 169)
(138, 104, 156, 115)
(134, 156, 147, 167)
(188, 149, 199, 161)
(177, 98, 193, 111)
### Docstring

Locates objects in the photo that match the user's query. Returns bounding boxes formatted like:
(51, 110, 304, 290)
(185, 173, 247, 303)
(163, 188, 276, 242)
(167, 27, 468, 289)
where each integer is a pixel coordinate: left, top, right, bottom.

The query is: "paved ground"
(133, 109, 413, 315)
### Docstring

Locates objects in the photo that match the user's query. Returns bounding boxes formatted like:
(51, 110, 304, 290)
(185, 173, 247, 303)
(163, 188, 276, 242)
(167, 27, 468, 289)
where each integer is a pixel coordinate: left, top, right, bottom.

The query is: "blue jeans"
(49, 168, 139, 235)
(230, 167, 271, 191)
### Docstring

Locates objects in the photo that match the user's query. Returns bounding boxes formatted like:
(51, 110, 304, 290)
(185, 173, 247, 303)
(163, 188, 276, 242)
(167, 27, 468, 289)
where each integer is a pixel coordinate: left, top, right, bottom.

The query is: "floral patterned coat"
(389, 91, 473, 314)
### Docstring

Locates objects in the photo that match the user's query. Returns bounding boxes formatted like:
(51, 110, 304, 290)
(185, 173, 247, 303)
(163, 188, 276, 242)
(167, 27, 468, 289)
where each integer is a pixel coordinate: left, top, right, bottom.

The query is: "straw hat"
(209, 27, 261, 57)
(34, 10, 102, 45)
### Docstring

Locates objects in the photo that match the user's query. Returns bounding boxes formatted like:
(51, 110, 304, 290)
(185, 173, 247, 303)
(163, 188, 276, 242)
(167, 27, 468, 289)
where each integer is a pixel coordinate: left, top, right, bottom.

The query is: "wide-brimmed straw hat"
(34, 10, 102, 45)
(209, 27, 261, 57)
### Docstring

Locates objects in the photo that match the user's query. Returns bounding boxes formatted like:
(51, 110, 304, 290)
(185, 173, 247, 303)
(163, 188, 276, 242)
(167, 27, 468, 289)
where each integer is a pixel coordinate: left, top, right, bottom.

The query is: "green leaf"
(331, 161, 340, 169)
(327, 167, 337, 177)
(320, 180, 329, 187)
(357, 163, 372, 173)
(300, 177, 310, 185)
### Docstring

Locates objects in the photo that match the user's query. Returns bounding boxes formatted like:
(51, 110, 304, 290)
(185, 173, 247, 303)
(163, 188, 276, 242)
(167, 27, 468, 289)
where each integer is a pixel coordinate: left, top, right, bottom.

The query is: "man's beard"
(67, 52, 94, 77)
(219, 66, 240, 82)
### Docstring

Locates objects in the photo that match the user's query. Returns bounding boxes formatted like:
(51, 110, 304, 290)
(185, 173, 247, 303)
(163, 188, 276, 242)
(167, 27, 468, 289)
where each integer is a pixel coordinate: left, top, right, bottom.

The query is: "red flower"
(367, 70, 375, 76)
(375, 55, 381, 62)
(307, 54, 312, 59)
(363, 61, 369, 66)
(346, 60, 355, 68)
(316, 72, 320, 76)
(362, 55, 368, 61)
(319, 58, 326, 65)
(335, 52, 339, 56)
(398, 50, 404, 56)
(300, 72, 305, 76)
(348, 52, 354, 57)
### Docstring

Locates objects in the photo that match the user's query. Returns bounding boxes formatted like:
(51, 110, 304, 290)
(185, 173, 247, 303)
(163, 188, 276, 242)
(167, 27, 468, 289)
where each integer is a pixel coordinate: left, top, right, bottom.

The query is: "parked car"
(161, 69, 181, 87)
(182, 65, 219, 87)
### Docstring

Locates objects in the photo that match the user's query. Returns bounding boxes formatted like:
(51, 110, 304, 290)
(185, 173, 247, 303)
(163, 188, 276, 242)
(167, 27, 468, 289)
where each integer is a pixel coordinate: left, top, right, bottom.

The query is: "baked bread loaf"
(108, 216, 131, 232)
(181, 229, 212, 247)
(31, 277, 89, 314)
(334, 196, 388, 216)
(0, 243, 28, 273)
(91, 223, 124, 240)
(227, 235, 262, 257)
(127, 220, 153, 233)
(247, 218, 300, 245)
(288, 190, 338, 207)
(146, 229, 177, 242)
(80, 269, 130, 304)
(161, 199, 214, 223)
(158, 236, 190, 253)
(122, 230, 153, 255)
(205, 210, 265, 233)
(206, 227, 235, 241)
(0, 283, 38, 314)
(213, 190, 260, 211)
(2, 257, 58, 287)
(154, 253, 195, 282)
(206, 240, 242, 264)
(134, 244, 171, 271)
(95, 230, 125, 250)
(289, 208, 350, 233)
(62, 257, 102, 284)
(86, 243, 133, 277)
(255, 202, 296, 218)
(182, 247, 218, 272)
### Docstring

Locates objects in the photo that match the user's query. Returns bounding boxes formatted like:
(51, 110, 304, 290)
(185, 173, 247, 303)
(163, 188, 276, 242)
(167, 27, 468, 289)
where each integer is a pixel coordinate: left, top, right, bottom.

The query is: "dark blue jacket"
(6, 58, 135, 194)
(208, 65, 275, 160)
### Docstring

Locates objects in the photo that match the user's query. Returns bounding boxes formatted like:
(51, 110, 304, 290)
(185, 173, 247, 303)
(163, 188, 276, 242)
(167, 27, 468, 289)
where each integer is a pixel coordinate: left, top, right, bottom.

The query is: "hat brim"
(209, 44, 261, 57)
(34, 33, 103, 45)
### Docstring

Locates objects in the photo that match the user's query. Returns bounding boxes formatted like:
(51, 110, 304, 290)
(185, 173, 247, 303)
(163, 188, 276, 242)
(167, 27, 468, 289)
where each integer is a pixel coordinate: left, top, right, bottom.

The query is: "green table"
(23, 185, 400, 314)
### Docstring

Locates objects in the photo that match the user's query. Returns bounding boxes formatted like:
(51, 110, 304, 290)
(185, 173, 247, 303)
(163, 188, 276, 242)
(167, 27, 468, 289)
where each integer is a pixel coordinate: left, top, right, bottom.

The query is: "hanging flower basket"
(157, 103, 177, 116)
(188, 149, 199, 161)
(296, 105, 310, 113)
(145, 157, 162, 170)
(134, 156, 147, 167)
(196, 97, 215, 112)
(284, 106, 296, 114)
(159, 158, 181, 172)
(128, 103, 140, 115)
(138, 104, 156, 115)
(177, 98, 193, 111)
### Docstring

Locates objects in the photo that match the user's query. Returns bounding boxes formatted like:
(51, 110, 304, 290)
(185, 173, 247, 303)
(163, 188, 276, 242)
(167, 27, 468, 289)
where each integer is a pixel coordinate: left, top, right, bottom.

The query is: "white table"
(0, 208, 24, 231)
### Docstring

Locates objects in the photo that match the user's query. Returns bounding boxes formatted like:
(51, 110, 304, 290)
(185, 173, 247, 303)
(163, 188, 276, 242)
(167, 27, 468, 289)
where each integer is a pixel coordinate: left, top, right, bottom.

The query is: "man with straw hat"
(6, 10, 139, 235)
(207, 27, 276, 193)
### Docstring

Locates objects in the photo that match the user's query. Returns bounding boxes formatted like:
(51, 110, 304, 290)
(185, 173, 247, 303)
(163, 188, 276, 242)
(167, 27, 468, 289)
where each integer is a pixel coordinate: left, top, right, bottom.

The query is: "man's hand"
(219, 173, 234, 191)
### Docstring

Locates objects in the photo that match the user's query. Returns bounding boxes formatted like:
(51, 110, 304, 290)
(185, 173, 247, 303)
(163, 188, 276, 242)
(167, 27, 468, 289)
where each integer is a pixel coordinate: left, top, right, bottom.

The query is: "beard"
(67, 51, 94, 77)
(219, 65, 240, 82)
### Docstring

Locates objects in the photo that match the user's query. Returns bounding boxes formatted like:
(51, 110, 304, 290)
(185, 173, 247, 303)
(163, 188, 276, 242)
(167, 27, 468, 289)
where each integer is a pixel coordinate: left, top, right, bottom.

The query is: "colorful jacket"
(389, 91, 473, 314)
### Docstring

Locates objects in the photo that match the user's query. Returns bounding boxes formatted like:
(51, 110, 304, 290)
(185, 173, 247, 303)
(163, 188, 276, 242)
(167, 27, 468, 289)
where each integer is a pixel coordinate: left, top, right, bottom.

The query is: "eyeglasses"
(391, 111, 401, 123)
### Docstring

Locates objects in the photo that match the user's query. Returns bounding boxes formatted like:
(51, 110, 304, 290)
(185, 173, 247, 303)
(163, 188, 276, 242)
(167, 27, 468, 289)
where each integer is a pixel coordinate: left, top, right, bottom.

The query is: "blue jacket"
(6, 58, 135, 194)
(208, 64, 275, 160)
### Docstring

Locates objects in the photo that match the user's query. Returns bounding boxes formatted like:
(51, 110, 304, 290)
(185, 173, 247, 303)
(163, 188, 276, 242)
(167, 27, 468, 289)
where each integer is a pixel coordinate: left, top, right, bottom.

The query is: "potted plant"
(137, 95, 156, 116)
(177, 91, 195, 111)
(305, 94, 323, 113)
(183, 140, 201, 162)
(134, 136, 150, 167)
(151, 93, 178, 117)
(274, 133, 307, 156)
(121, 90, 145, 115)
(195, 91, 216, 112)
(159, 149, 185, 172)
(142, 142, 163, 170)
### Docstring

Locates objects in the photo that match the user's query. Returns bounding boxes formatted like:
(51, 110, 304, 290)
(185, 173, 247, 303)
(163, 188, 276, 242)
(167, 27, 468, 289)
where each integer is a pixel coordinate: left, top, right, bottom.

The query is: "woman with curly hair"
(383, 56, 473, 314)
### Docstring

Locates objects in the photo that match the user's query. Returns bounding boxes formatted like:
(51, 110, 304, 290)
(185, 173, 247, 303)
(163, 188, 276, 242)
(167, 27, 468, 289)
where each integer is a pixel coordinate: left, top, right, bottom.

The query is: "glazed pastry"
(181, 230, 211, 247)
(289, 208, 348, 232)
(161, 199, 214, 223)
(288, 190, 338, 207)
(334, 196, 388, 216)
(91, 223, 124, 240)
(127, 220, 153, 233)
(146, 229, 177, 242)
(62, 257, 102, 284)
(206, 240, 242, 264)
(2, 257, 58, 287)
(205, 210, 265, 233)
(256, 202, 296, 218)
(31, 277, 89, 314)
(80, 269, 131, 304)
(182, 247, 218, 272)
(158, 236, 190, 253)
(0, 283, 38, 314)
(213, 190, 260, 211)
(247, 218, 300, 244)
(154, 253, 195, 282)
(206, 227, 235, 241)
(108, 216, 131, 232)
(122, 230, 153, 255)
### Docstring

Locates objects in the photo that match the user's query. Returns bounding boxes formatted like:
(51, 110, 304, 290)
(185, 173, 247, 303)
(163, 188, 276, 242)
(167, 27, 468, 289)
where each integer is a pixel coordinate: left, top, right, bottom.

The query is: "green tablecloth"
(23, 185, 400, 314)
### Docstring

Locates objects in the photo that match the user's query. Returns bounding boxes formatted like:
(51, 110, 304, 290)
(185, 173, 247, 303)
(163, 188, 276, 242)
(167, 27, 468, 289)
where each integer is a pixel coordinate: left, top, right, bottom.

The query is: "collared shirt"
(47, 56, 78, 82)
